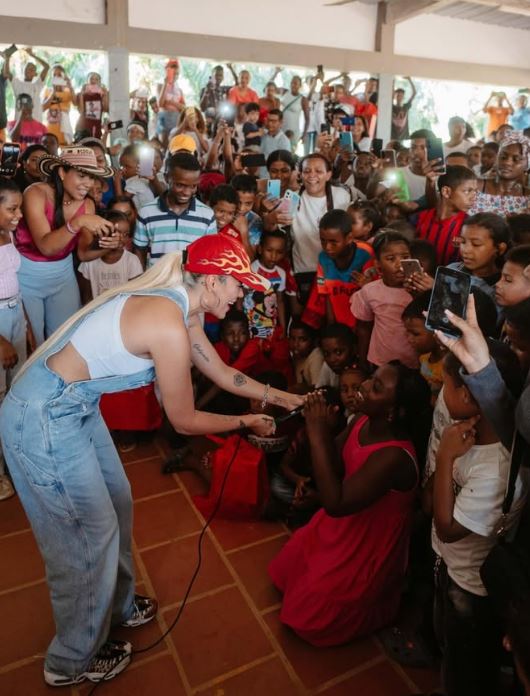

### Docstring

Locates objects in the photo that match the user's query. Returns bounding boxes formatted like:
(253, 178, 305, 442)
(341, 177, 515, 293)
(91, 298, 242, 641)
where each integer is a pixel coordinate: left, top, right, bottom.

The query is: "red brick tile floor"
(0, 436, 440, 695)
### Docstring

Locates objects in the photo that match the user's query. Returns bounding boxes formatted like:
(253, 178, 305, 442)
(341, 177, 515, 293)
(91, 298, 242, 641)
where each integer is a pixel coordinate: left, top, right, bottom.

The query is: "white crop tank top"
(70, 290, 188, 379)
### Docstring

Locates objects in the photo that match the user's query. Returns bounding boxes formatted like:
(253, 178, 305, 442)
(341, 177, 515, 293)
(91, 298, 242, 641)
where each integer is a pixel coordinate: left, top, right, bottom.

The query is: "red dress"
(268, 415, 417, 646)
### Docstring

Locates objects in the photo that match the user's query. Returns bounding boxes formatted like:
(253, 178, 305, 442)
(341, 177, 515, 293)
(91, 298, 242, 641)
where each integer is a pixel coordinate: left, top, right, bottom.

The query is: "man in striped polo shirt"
(134, 152, 216, 268)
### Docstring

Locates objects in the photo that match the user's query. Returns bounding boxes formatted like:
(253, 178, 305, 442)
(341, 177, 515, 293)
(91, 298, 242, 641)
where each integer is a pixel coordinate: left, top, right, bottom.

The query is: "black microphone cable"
(87, 436, 242, 694)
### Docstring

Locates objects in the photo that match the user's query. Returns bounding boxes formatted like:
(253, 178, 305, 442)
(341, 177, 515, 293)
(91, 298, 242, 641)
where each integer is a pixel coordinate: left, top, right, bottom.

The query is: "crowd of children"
(2, 50, 530, 696)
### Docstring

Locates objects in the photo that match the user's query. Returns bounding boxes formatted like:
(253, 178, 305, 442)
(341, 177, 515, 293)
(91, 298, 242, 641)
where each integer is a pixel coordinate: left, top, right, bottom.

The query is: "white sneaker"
(44, 639, 132, 687)
(0, 474, 14, 501)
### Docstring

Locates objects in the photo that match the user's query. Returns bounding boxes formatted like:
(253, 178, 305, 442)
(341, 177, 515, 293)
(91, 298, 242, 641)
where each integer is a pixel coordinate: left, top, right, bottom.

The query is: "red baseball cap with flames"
(183, 235, 270, 292)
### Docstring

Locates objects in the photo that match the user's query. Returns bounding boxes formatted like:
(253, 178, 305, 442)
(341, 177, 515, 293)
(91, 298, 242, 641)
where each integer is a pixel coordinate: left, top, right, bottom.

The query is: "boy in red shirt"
(415, 166, 477, 266)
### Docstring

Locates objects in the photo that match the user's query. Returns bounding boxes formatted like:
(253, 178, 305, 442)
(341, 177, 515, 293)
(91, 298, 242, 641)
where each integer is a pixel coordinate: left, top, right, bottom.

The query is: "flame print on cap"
(194, 248, 269, 290)
(195, 248, 248, 274)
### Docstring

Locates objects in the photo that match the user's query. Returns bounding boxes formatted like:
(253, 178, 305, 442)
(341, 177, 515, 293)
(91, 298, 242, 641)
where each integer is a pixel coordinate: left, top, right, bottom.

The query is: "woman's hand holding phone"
(434, 294, 490, 375)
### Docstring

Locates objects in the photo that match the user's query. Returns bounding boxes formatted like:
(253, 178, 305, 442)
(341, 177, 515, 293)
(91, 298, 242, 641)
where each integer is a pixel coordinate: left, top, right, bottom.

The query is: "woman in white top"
(291, 153, 351, 300)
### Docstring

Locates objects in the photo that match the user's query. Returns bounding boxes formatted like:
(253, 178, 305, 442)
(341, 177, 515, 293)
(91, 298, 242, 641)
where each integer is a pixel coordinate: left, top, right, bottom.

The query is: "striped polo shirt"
(134, 193, 216, 266)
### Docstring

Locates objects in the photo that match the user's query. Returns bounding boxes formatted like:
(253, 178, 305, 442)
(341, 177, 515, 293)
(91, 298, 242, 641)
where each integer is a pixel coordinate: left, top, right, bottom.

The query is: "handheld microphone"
(274, 405, 304, 425)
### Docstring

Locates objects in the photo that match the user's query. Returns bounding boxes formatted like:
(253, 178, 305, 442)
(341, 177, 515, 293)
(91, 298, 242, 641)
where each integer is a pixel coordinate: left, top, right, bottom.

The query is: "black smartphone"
(427, 137, 446, 174)
(108, 120, 123, 131)
(425, 266, 471, 337)
(372, 138, 383, 158)
(320, 123, 330, 134)
(317, 64, 323, 74)
(0, 143, 21, 177)
(6, 44, 17, 57)
(241, 153, 266, 168)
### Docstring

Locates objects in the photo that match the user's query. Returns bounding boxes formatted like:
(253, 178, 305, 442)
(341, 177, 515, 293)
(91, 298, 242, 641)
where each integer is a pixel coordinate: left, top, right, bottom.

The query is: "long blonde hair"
(17, 251, 186, 381)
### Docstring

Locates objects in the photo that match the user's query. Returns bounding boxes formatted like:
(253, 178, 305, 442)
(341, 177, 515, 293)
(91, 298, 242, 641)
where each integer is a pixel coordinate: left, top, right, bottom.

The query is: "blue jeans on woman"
(0, 287, 189, 678)
(17, 254, 81, 346)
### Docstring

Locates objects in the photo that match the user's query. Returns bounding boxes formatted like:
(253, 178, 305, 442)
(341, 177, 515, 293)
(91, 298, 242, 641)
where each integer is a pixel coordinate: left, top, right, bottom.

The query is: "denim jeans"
(0, 298, 26, 475)
(433, 557, 501, 696)
(17, 254, 81, 346)
(0, 286, 190, 677)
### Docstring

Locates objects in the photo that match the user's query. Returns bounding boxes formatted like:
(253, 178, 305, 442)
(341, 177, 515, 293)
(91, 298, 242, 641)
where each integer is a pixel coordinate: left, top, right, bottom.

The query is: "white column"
(107, 46, 130, 128)
(376, 72, 393, 144)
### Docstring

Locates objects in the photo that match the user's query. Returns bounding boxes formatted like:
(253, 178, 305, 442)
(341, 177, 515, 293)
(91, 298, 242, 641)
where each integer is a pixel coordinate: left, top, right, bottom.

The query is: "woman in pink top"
(16, 147, 119, 345)
(269, 365, 432, 646)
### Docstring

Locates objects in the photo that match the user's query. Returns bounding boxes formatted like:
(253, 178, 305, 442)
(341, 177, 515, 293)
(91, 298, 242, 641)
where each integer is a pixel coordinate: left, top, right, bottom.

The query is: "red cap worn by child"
(183, 235, 270, 292)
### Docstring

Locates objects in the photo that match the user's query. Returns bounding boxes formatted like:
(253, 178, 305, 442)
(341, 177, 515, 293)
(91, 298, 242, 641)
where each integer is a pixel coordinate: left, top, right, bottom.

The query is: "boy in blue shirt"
(303, 209, 374, 329)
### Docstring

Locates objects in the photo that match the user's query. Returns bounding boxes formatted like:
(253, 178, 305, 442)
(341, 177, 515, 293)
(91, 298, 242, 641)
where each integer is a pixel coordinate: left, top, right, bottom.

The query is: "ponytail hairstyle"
(49, 168, 68, 229)
(15, 251, 190, 381)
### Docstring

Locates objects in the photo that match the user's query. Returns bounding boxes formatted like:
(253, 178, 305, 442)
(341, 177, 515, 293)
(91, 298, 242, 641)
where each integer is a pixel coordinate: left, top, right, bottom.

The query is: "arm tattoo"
(192, 343, 210, 362)
(233, 372, 247, 387)
(271, 395, 288, 407)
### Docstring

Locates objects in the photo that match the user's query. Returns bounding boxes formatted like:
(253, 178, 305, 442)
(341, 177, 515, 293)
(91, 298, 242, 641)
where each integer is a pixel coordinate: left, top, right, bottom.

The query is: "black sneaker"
(121, 594, 158, 628)
(44, 639, 132, 686)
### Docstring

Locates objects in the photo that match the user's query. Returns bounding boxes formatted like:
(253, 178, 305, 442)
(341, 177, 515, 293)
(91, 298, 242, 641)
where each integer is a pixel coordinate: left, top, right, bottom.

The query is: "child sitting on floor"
(196, 309, 267, 414)
(316, 322, 357, 388)
(288, 320, 324, 388)
(339, 364, 367, 422)
(351, 231, 417, 371)
(302, 209, 374, 329)
(269, 387, 344, 523)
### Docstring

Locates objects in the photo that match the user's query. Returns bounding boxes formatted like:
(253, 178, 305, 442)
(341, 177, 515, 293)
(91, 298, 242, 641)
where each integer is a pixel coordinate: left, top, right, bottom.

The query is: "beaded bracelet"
(66, 220, 77, 236)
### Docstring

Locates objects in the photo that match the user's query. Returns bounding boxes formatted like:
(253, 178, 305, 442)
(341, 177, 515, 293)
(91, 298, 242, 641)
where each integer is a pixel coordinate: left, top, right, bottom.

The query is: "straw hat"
(38, 146, 114, 178)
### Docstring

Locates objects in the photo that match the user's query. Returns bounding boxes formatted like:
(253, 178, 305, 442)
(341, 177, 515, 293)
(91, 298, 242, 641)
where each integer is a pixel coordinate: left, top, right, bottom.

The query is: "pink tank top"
(16, 199, 86, 262)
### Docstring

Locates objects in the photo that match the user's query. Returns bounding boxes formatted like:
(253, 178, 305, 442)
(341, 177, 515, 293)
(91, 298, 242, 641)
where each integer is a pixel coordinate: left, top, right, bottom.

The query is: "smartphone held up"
(425, 266, 471, 337)
(0, 143, 21, 177)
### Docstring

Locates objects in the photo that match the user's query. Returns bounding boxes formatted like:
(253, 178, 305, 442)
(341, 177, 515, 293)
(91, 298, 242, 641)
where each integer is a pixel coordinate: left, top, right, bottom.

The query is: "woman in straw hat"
(0, 233, 303, 687)
(16, 146, 121, 346)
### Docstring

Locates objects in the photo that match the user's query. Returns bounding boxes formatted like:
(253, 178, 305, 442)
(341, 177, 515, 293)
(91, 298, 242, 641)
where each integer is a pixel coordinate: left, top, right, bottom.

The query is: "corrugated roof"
(434, 2, 530, 30)
(354, 0, 530, 30)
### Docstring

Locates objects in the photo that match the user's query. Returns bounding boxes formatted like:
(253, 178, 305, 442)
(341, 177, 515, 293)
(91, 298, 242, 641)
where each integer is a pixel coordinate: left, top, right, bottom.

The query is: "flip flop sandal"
(377, 626, 436, 668)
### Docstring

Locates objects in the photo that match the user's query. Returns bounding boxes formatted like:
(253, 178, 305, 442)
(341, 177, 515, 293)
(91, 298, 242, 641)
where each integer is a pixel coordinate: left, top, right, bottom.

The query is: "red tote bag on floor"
(192, 434, 270, 520)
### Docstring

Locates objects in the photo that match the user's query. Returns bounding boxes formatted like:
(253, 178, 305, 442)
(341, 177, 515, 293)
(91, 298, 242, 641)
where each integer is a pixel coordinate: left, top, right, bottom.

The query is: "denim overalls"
(0, 287, 188, 677)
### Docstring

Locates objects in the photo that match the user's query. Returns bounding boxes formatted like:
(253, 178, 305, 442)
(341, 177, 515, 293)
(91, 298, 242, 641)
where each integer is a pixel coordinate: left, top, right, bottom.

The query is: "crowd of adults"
(1, 45, 530, 694)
